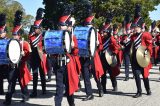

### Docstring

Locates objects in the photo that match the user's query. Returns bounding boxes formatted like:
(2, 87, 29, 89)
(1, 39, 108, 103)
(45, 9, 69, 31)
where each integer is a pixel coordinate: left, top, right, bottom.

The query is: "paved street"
(0, 65, 160, 106)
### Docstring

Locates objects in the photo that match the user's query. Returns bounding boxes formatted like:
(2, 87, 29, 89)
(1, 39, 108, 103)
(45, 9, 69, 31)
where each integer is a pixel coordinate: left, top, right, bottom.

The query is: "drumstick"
(22, 37, 24, 53)
(71, 28, 74, 48)
(97, 31, 99, 46)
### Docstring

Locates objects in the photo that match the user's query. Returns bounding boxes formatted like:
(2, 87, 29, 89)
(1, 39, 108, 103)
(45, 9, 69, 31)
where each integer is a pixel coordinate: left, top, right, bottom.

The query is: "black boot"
(21, 95, 29, 102)
(42, 89, 46, 95)
(82, 95, 94, 101)
(3, 101, 11, 105)
(101, 82, 106, 93)
(3, 93, 11, 105)
(111, 77, 117, 91)
(101, 74, 107, 93)
(147, 89, 152, 95)
(76, 81, 82, 92)
(98, 89, 104, 97)
(69, 103, 75, 106)
(30, 92, 37, 98)
(124, 76, 129, 81)
(133, 92, 142, 98)
(46, 78, 51, 82)
(0, 91, 5, 95)
(112, 86, 118, 92)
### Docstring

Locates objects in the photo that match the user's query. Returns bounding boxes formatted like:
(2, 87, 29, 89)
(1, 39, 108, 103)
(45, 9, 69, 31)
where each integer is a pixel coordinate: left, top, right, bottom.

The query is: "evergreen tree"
(43, 0, 160, 28)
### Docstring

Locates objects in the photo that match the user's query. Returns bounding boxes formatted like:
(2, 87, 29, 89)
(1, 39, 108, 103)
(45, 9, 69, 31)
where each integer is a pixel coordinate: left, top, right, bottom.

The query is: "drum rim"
(7, 39, 22, 64)
(42, 31, 46, 53)
(88, 27, 97, 57)
(62, 30, 71, 54)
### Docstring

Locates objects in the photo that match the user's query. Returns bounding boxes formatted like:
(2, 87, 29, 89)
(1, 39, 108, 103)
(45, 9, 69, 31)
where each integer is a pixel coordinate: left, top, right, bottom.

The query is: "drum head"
(90, 28, 96, 56)
(8, 39, 21, 64)
(64, 31, 71, 53)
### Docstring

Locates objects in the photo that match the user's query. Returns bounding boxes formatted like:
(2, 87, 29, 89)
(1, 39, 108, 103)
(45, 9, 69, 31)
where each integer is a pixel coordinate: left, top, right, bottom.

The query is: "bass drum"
(74, 26, 97, 57)
(43, 30, 71, 55)
(0, 39, 21, 64)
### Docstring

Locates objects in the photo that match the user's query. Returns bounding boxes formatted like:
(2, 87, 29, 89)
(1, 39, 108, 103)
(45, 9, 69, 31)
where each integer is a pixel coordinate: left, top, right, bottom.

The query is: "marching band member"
(149, 21, 159, 65)
(78, 2, 95, 101)
(29, 8, 48, 98)
(84, 15, 104, 97)
(154, 25, 160, 76)
(3, 10, 32, 105)
(131, 4, 152, 98)
(100, 16, 120, 93)
(0, 13, 10, 95)
(93, 28, 105, 97)
(113, 24, 124, 67)
(54, 6, 79, 106)
(67, 17, 82, 89)
(120, 13, 132, 81)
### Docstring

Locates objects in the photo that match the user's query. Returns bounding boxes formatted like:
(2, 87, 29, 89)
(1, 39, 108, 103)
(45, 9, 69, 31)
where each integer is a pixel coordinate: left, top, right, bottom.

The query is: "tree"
(75, 0, 160, 27)
(43, 0, 160, 29)
(43, 0, 69, 30)
(0, 0, 34, 37)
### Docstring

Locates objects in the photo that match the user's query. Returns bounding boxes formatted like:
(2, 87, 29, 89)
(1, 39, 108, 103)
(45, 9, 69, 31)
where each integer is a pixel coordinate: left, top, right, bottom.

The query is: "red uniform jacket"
(115, 35, 123, 65)
(71, 35, 81, 74)
(94, 33, 104, 79)
(155, 33, 160, 45)
(102, 35, 121, 77)
(20, 41, 32, 88)
(29, 34, 48, 75)
(131, 32, 153, 78)
(152, 33, 160, 60)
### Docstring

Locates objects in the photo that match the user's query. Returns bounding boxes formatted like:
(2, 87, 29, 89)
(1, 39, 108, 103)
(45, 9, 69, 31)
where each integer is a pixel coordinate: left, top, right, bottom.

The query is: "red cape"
(20, 41, 32, 88)
(71, 35, 81, 74)
(66, 54, 79, 95)
(94, 51, 104, 79)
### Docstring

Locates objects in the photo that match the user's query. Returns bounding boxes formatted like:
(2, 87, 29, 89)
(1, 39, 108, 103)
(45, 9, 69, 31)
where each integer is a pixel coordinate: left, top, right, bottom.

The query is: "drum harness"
(130, 32, 149, 59)
(123, 34, 131, 47)
(31, 33, 41, 48)
(102, 37, 110, 53)
(57, 55, 67, 67)
(133, 33, 142, 51)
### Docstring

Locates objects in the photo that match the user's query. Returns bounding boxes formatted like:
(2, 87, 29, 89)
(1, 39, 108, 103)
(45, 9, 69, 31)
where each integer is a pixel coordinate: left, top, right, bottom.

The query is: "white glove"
(144, 49, 148, 56)
(21, 51, 25, 56)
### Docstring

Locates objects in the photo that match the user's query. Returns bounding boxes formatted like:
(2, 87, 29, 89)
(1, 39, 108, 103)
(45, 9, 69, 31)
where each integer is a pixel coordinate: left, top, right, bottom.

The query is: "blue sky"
(149, 5, 160, 21)
(15, 0, 160, 21)
(14, 0, 44, 17)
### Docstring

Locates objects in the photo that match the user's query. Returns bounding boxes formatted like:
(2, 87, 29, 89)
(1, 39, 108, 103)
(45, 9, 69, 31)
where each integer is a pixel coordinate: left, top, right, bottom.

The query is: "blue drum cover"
(44, 30, 65, 54)
(74, 27, 91, 57)
(0, 39, 10, 64)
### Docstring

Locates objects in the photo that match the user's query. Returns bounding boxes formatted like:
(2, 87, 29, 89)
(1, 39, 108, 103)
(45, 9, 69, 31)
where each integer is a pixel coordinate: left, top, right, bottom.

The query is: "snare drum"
(0, 39, 21, 65)
(74, 26, 97, 57)
(43, 30, 71, 55)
